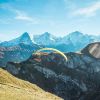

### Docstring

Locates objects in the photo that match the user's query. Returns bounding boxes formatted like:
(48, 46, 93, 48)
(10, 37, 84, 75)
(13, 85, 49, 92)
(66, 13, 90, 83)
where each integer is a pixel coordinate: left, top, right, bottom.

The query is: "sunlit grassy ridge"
(0, 68, 62, 100)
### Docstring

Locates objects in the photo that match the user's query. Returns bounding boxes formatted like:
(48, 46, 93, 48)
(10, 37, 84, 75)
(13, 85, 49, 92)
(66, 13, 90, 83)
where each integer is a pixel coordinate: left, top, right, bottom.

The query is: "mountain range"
(0, 31, 100, 67)
(33, 31, 100, 52)
(0, 31, 100, 100)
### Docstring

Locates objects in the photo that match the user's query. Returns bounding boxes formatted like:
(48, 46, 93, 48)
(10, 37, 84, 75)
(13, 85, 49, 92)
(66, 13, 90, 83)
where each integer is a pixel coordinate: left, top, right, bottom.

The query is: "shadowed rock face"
(4, 42, 100, 100)
(79, 90, 100, 100)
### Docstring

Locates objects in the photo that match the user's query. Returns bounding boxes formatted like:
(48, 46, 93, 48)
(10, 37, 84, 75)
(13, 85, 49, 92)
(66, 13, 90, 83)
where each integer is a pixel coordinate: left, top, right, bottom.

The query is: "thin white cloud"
(73, 1, 100, 17)
(0, 3, 39, 24)
(14, 10, 39, 24)
(14, 10, 33, 21)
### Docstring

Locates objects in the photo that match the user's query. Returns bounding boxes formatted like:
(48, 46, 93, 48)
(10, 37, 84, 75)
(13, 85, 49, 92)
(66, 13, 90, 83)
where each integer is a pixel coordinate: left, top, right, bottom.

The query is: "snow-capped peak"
(19, 32, 33, 45)
(33, 32, 57, 45)
(69, 31, 83, 36)
(33, 31, 100, 52)
(0, 32, 33, 47)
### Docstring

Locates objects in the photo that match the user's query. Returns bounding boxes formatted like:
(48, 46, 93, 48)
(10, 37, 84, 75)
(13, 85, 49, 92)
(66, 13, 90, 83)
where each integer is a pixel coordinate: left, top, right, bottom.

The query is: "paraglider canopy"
(33, 48, 68, 61)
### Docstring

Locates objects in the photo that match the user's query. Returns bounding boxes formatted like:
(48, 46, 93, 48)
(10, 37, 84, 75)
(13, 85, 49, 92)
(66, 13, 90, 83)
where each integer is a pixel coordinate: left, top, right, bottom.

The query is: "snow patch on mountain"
(0, 32, 33, 47)
(33, 31, 100, 52)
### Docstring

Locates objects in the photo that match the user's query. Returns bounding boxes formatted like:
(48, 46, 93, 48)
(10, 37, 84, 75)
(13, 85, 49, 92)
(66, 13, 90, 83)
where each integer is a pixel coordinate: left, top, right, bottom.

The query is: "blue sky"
(0, 0, 100, 41)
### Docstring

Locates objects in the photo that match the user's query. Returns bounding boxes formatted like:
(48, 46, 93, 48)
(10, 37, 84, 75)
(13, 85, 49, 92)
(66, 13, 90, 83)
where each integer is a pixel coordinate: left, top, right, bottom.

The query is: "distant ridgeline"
(33, 31, 100, 52)
(0, 31, 100, 67)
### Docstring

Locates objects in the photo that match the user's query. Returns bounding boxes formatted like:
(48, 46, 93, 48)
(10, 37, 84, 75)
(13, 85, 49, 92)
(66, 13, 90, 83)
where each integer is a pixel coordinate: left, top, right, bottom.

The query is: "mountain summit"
(18, 32, 33, 45)
(69, 31, 83, 35)
(0, 32, 41, 67)
(33, 32, 57, 45)
(0, 32, 33, 47)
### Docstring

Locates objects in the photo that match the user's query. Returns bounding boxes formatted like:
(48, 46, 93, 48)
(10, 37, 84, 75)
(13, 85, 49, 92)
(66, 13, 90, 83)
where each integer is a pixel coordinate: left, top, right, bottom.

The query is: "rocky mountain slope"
(0, 68, 62, 100)
(0, 32, 41, 67)
(4, 42, 100, 100)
